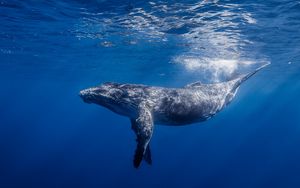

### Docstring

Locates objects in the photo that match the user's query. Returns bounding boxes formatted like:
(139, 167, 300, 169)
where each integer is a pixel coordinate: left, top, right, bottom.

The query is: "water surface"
(1, 0, 300, 187)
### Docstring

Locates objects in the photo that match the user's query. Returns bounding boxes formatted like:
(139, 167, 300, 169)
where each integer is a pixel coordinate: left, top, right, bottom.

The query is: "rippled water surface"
(1, 0, 300, 187)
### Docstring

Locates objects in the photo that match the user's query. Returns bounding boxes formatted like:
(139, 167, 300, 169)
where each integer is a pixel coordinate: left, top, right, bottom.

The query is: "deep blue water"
(1, 0, 300, 187)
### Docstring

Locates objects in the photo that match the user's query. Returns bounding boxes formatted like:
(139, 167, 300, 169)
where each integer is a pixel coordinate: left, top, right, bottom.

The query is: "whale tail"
(223, 63, 270, 105)
(232, 62, 270, 91)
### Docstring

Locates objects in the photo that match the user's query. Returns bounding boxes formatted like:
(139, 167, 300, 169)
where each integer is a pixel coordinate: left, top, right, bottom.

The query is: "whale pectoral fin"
(143, 145, 152, 165)
(131, 106, 153, 168)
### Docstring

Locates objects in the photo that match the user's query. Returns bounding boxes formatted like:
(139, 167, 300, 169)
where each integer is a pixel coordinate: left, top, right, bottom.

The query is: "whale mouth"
(81, 96, 92, 104)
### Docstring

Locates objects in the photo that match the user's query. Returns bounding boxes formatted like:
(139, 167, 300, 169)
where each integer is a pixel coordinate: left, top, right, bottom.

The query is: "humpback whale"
(79, 64, 269, 168)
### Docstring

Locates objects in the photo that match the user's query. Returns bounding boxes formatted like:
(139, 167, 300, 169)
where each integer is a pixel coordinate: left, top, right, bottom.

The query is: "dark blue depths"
(1, 0, 300, 187)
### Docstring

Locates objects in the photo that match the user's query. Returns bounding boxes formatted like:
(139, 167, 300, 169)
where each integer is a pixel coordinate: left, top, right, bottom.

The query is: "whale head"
(79, 82, 134, 116)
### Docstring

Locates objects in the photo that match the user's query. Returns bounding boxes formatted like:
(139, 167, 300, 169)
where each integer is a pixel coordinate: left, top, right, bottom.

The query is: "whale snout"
(79, 86, 111, 104)
(79, 84, 122, 106)
(79, 89, 95, 104)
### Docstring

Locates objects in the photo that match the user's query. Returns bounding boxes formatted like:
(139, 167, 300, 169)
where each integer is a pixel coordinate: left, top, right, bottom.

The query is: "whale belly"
(153, 99, 218, 125)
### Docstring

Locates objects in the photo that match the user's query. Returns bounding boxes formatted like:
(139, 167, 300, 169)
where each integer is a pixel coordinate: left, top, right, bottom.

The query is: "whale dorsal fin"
(131, 103, 153, 168)
(185, 81, 203, 88)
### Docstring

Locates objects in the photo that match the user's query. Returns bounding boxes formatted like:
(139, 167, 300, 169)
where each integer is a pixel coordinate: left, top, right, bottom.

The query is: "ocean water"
(1, 0, 300, 187)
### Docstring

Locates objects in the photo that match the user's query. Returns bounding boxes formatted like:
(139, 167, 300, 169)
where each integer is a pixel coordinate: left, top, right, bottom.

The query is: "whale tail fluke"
(232, 62, 270, 90)
(222, 62, 270, 107)
(238, 63, 270, 83)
